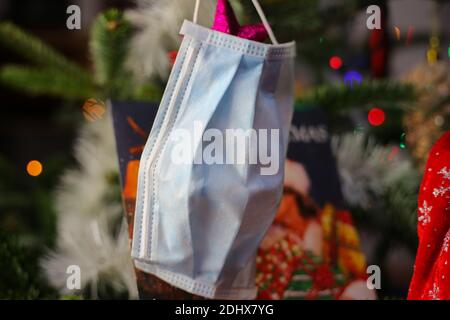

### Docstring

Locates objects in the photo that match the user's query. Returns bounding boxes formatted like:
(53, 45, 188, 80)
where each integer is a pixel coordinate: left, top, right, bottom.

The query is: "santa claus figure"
(257, 160, 376, 300)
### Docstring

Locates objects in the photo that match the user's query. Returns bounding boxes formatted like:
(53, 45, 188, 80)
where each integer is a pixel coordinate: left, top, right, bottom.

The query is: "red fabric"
(408, 131, 450, 300)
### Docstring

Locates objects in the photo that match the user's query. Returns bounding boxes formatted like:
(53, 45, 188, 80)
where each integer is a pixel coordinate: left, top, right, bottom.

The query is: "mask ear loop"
(251, 0, 279, 45)
(192, 0, 279, 45)
(193, 0, 201, 25)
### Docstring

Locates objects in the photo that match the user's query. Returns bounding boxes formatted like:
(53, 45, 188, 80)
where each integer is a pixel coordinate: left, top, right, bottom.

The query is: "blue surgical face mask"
(132, 0, 295, 299)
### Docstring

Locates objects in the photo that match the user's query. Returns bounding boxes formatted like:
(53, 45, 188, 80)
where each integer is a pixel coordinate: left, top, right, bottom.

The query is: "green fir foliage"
(297, 81, 417, 112)
(0, 22, 90, 81)
(0, 236, 57, 299)
(90, 9, 132, 97)
(0, 65, 95, 99)
(0, 9, 161, 101)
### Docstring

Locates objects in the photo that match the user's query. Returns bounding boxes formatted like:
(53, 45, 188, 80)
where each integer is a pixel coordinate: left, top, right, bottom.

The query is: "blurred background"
(0, 0, 449, 299)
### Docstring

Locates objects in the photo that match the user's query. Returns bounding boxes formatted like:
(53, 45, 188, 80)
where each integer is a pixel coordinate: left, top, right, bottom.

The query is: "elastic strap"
(193, 0, 201, 27)
(193, 0, 279, 45)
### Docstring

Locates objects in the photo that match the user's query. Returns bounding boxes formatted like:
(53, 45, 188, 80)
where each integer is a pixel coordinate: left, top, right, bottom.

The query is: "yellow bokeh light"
(26, 160, 43, 177)
(427, 49, 438, 64)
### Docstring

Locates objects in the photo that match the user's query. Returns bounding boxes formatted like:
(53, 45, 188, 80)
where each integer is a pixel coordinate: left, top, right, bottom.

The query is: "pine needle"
(90, 9, 132, 96)
(0, 22, 90, 82)
(297, 81, 417, 111)
(0, 65, 96, 99)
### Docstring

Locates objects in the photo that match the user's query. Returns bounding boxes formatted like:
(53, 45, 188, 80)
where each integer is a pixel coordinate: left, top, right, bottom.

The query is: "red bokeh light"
(329, 56, 343, 70)
(368, 108, 385, 126)
(168, 50, 178, 66)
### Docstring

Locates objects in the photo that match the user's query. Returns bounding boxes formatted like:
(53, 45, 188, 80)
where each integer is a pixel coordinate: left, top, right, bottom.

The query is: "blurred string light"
(434, 115, 445, 127)
(393, 26, 414, 45)
(168, 50, 178, 65)
(400, 133, 407, 149)
(427, 1, 441, 65)
(329, 56, 343, 70)
(405, 26, 414, 45)
(368, 107, 385, 126)
(394, 26, 401, 41)
(428, 36, 440, 64)
(344, 70, 363, 88)
(27, 160, 43, 177)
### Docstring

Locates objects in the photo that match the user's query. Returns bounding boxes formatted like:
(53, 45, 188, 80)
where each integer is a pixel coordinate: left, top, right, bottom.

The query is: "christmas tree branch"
(297, 81, 417, 111)
(0, 22, 90, 82)
(90, 9, 132, 97)
(245, 0, 368, 42)
(0, 65, 96, 99)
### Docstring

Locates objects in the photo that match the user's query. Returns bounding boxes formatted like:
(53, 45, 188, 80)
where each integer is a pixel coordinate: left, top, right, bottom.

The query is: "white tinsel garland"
(125, 0, 215, 80)
(331, 133, 419, 210)
(39, 1, 219, 299)
(41, 113, 138, 299)
(40, 1, 219, 299)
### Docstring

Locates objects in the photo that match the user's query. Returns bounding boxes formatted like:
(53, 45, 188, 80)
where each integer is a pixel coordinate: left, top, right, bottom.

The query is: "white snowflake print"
(444, 232, 450, 253)
(432, 167, 450, 198)
(432, 186, 450, 198)
(438, 167, 450, 180)
(428, 282, 440, 300)
(418, 201, 432, 226)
